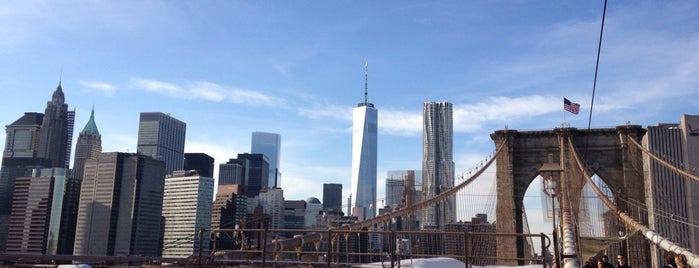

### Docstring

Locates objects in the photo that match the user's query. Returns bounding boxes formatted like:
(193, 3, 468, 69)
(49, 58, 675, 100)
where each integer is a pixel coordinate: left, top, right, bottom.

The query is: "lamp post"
(539, 153, 563, 268)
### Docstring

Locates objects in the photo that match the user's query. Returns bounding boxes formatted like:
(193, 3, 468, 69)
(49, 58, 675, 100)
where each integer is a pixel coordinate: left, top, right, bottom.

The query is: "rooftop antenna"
(364, 60, 368, 105)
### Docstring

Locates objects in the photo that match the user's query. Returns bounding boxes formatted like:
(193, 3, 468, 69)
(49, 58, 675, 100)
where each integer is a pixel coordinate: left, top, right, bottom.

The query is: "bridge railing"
(210, 227, 550, 267)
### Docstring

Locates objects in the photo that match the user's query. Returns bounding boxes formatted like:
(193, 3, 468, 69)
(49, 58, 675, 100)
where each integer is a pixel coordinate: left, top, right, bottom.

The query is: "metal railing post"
(261, 227, 268, 267)
(198, 227, 204, 266)
(464, 231, 471, 268)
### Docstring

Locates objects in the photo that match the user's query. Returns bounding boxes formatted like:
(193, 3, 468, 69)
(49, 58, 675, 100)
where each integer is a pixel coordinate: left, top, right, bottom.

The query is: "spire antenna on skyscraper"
(364, 60, 368, 105)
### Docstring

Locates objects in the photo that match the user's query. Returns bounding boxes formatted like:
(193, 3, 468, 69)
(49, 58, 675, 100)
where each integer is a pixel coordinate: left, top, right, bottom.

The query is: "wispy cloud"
(377, 95, 562, 137)
(78, 80, 117, 96)
(297, 104, 352, 121)
(129, 77, 286, 107)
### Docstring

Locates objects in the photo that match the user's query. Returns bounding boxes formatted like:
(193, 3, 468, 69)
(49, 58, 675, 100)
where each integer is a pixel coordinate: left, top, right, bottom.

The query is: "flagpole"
(563, 98, 567, 127)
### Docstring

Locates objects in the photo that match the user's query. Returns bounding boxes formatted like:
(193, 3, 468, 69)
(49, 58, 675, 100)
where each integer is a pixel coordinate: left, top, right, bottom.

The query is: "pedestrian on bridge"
(664, 251, 678, 268)
(601, 255, 614, 268)
(675, 253, 691, 268)
(615, 254, 630, 268)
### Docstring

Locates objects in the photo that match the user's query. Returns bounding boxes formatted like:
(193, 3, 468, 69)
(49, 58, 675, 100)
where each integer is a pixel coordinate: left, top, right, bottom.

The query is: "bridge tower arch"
(490, 125, 648, 267)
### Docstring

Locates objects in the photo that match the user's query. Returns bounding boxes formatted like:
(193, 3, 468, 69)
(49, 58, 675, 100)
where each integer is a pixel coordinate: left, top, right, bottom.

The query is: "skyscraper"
(220, 153, 269, 198)
(162, 170, 214, 258)
(73, 152, 166, 257)
(422, 101, 455, 229)
(322, 183, 342, 214)
(73, 107, 102, 182)
(6, 168, 76, 254)
(37, 82, 75, 168)
(2, 112, 43, 159)
(643, 114, 699, 265)
(137, 112, 186, 175)
(351, 62, 378, 220)
(184, 153, 215, 178)
(1, 83, 75, 252)
(1, 113, 45, 231)
(258, 187, 284, 230)
(211, 184, 247, 250)
(251, 132, 281, 188)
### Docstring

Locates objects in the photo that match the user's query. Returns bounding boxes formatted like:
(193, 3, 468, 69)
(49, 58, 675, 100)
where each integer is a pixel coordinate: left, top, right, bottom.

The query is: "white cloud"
(129, 77, 286, 107)
(453, 95, 561, 132)
(379, 109, 422, 136)
(78, 80, 117, 96)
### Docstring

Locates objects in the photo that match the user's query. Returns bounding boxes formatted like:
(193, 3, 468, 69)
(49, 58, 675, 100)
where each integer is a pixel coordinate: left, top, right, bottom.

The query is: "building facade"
(351, 98, 377, 220)
(643, 114, 699, 266)
(162, 171, 214, 258)
(73, 152, 166, 257)
(422, 102, 455, 229)
(136, 112, 186, 175)
(251, 132, 281, 188)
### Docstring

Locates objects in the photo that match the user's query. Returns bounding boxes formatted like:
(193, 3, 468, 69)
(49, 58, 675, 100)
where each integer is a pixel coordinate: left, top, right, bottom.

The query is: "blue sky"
(1, 0, 698, 220)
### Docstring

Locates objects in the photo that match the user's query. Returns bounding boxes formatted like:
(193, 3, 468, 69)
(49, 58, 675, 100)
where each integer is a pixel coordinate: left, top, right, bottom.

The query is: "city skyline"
(1, 1, 699, 206)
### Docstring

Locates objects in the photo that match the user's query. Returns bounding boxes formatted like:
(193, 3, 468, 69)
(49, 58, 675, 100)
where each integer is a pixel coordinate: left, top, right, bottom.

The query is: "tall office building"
(251, 132, 281, 188)
(643, 114, 699, 266)
(351, 62, 378, 220)
(1, 112, 47, 252)
(6, 168, 77, 254)
(219, 160, 245, 186)
(73, 107, 102, 182)
(259, 187, 284, 230)
(37, 82, 75, 168)
(162, 170, 214, 258)
(73, 152, 166, 257)
(211, 184, 247, 250)
(422, 102, 455, 229)
(305, 197, 322, 228)
(220, 153, 269, 198)
(3, 113, 43, 159)
(184, 153, 215, 178)
(322, 183, 342, 214)
(137, 112, 186, 175)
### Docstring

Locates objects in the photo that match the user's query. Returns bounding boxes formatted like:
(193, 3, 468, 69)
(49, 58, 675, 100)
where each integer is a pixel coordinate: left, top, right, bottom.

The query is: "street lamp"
(539, 153, 563, 268)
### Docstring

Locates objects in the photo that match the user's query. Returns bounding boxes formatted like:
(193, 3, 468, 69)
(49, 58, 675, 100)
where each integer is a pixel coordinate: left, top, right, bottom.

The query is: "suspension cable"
(567, 136, 699, 266)
(264, 135, 510, 252)
(626, 135, 699, 183)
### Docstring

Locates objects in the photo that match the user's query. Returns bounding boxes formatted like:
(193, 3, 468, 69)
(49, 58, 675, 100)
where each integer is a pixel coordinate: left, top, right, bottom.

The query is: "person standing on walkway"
(615, 254, 630, 268)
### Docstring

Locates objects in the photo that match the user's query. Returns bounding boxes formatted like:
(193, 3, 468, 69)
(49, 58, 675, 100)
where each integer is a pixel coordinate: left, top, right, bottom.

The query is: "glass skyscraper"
(251, 132, 281, 188)
(136, 112, 186, 175)
(422, 102, 455, 229)
(351, 78, 378, 220)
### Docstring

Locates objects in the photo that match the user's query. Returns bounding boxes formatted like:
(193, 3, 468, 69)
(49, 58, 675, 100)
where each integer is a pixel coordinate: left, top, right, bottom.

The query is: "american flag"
(564, 98, 580, 115)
